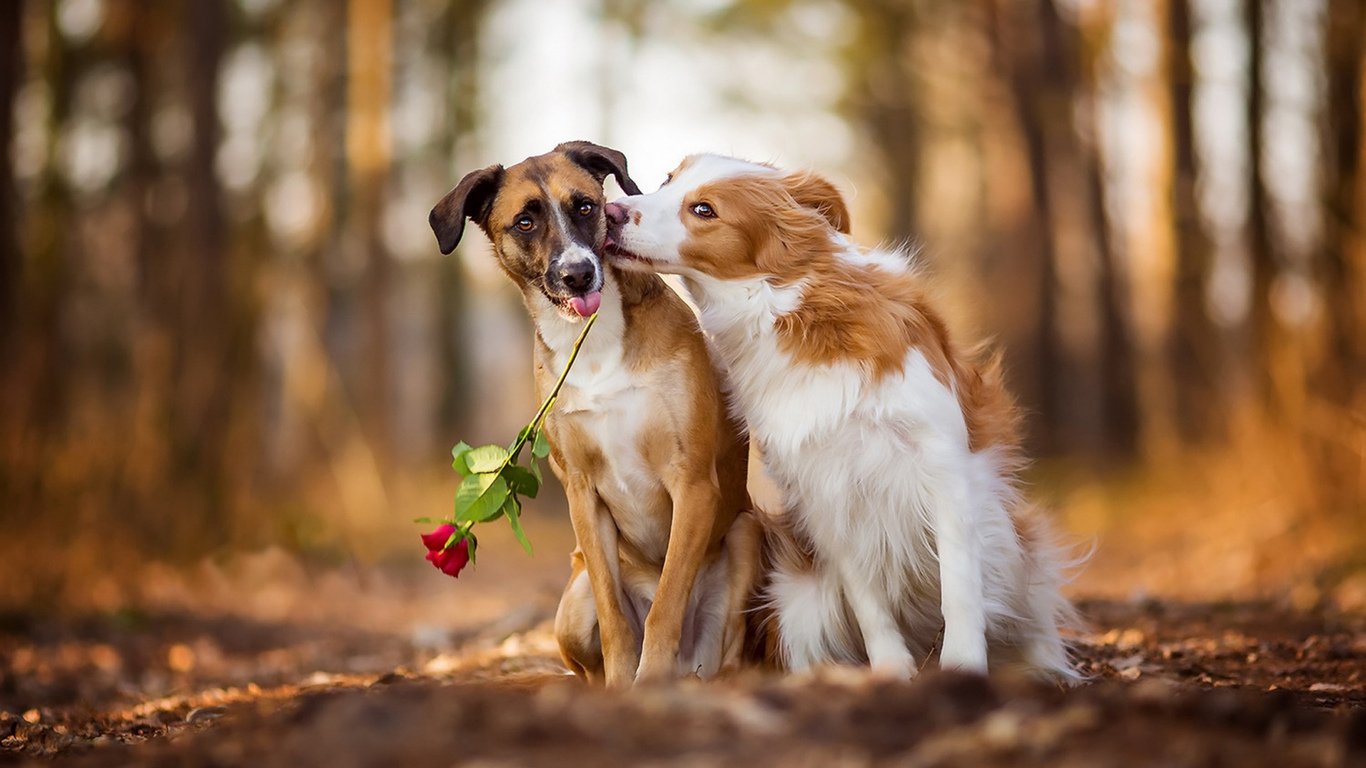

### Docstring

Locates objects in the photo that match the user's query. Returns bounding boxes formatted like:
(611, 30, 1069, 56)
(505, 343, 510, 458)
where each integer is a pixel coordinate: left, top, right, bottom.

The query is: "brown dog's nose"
(558, 260, 597, 292)
(605, 202, 629, 227)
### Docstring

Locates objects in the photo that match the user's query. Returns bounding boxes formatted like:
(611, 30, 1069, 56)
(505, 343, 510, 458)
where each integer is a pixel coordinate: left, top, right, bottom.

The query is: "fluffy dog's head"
(604, 154, 849, 284)
(430, 141, 641, 321)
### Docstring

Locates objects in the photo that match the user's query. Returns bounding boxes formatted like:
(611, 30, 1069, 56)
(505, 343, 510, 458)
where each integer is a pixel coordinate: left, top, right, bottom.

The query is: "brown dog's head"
(430, 141, 642, 321)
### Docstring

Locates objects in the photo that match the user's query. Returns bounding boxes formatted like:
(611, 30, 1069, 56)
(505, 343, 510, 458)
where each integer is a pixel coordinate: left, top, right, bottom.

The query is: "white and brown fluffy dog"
(430, 144, 759, 687)
(604, 154, 1079, 681)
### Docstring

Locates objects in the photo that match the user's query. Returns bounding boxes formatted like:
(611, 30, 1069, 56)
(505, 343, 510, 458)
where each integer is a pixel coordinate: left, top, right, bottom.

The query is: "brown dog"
(429, 142, 759, 686)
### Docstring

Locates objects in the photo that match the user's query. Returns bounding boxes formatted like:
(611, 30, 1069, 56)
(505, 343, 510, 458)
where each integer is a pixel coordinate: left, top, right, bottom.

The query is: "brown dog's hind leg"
(554, 551, 603, 684)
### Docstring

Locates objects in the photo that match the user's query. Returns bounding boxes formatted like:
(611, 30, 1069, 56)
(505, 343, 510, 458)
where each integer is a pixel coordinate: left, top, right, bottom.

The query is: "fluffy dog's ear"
(556, 141, 643, 196)
(430, 164, 504, 255)
(783, 172, 850, 234)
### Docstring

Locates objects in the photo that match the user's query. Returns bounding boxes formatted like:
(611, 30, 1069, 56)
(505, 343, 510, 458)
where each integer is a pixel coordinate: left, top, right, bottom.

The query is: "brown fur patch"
(783, 172, 851, 234)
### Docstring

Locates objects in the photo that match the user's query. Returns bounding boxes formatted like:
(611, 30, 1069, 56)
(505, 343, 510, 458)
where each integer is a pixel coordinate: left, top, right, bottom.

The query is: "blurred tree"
(435, 0, 489, 440)
(1166, 0, 1225, 442)
(1078, 5, 1140, 458)
(1319, 0, 1364, 408)
(0, 0, 20, 362)
(988, 0, 1065, 453)
(24, 4, 78, 432)
(1316, 0, 1364, 510)
(172, 0, 235, 537)
(846, 0, 923, 246)
(348, 0, 395, 464)
(1244, 0, 1279, 415)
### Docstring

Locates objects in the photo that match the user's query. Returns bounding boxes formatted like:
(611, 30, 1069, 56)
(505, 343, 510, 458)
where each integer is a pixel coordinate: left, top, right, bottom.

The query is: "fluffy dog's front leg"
(635, 479, 717, 683)
(931, 471, 989, 674)
(835, 555, 918, 678)
(564, 475, 638, 687)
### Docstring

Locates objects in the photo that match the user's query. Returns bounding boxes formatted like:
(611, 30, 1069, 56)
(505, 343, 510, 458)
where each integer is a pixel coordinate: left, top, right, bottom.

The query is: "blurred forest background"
(0, 0, 1362, 614)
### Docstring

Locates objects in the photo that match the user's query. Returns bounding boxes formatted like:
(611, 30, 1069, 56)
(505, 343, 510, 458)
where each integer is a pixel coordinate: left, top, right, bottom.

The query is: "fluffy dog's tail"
(745, 511, 861, 671)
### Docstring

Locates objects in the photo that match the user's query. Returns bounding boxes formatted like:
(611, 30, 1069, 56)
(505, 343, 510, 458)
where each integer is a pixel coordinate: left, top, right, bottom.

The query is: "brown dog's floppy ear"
(783, 172, 851, 234)
(430, 164, 504, 255)
(556, 141, 643, 196)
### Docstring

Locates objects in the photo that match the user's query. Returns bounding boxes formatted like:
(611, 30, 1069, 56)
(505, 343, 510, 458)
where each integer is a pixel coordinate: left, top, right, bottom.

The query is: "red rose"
(421, 524, 470, 578)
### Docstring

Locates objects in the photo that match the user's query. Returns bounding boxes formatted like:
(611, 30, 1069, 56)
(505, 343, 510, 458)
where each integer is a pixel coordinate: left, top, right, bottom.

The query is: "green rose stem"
(426, 311, 599, 562)
(521, 309, 600, 457)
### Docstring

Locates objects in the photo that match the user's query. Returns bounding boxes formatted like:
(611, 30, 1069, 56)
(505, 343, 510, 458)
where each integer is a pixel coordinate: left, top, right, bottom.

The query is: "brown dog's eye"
(690, 202, 716, 219)
(577, 201, 594, 217)
(515, 216, 534, 232)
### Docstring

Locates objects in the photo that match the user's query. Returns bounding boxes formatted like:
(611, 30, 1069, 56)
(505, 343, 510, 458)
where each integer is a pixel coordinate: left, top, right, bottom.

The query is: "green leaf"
(532, 429, 551, 459)
(451, 441, 473, 475)
(466, 532, 478, 564)
(465, 444, 510, 474)
(455, 473, 510, 524)
(412, 516, 443, 524)
(503, 464, 540, 498)
(510, 424, 534, 456)
(442, 528, 463, 551)
(503, 496, 533, 555)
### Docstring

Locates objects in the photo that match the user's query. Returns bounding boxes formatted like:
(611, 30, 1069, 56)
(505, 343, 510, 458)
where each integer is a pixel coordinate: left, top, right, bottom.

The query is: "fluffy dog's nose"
(605, 202, 629, 227)
(558, 260, 597, 292)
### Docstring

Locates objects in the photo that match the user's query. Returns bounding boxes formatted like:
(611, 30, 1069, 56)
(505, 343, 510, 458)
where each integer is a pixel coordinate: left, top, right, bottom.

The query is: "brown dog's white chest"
(539, 305, 676, 563)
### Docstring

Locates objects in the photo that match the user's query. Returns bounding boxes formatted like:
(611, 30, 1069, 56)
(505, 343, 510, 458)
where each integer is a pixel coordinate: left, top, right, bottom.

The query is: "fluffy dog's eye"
(690, 202, 716, 219)
(515, 216, 534, 232)
(577, 201, 594, 217)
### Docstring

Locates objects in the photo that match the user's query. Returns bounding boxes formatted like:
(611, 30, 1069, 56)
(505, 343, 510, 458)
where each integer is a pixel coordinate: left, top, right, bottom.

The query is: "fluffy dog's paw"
(868, 651, 919, 680)
(939, 635, 989, 674)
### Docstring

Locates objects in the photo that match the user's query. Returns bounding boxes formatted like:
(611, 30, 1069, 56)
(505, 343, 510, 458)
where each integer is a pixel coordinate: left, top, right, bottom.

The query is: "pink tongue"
(569, 291, 601, 318)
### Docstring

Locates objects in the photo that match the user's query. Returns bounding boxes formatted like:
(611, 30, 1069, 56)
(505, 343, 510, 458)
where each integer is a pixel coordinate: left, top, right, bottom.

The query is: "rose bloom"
(421, 524, 470, 578)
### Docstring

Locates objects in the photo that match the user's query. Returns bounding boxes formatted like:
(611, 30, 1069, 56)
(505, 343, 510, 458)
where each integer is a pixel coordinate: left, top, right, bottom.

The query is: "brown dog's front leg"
(564, 475, 638, 688)
(636, 479, 718, 683)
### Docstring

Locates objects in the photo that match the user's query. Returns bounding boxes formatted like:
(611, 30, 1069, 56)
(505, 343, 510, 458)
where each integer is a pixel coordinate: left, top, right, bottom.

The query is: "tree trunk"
(1315, 0, 1365, 512)
(848, 2, 920, 246)
(25, 5, 78, 431)
(1319, 0, 1364, 406)
(1245, 0, 1279, 415)
(1078, 28, 1140, 457)
(1091, 160, 1141, 456)
(435, 1, 484, 440)
(174, 0, 232, 532)
(347, 0, 394, 465)
(1166, 0, 1224, 442)
(0, 0, 21, 363)
(990, 0, 1065, 454)
(122, 1, 165, 325)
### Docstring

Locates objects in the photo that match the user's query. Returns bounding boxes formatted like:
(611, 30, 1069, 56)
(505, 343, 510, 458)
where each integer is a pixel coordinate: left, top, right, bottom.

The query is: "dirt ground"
(2, 573, 1364, 767)
(3, 488, 1366, 768)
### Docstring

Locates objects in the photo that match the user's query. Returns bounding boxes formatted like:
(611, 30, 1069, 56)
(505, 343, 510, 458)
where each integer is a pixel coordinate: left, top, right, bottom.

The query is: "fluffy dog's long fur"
(608, 154, 1081, 681)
